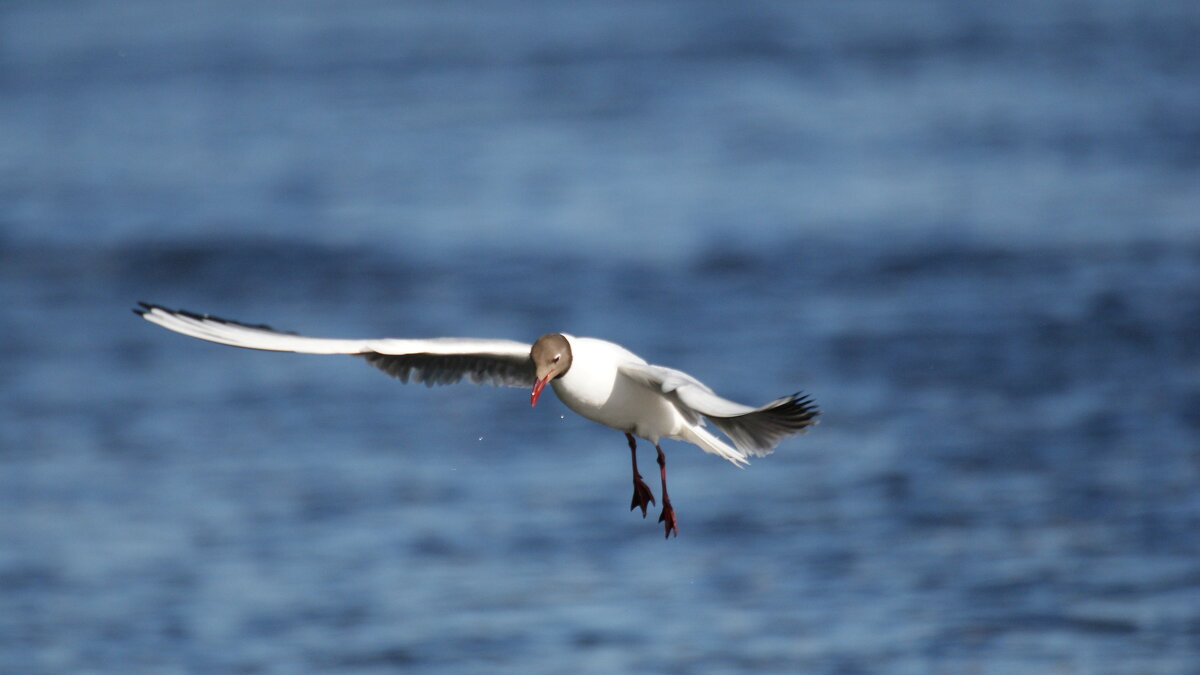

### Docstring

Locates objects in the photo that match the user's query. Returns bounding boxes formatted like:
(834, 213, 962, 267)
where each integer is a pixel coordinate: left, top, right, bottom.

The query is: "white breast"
(550, 336, 687, 442)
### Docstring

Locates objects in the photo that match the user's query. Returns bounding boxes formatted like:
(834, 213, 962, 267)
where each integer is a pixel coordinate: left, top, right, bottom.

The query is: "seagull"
(134, 303, 819, 537)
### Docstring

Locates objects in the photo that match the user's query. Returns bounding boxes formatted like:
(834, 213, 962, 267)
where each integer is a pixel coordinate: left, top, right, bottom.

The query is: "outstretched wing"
(618, 361, 819, 457)
(135, 303, 536, 387)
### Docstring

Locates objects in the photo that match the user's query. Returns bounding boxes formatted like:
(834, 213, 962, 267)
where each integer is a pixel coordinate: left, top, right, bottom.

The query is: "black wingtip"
(132, 302, 295, 335)
(792, 391, 819, 414)
(765, 391, 821, 431)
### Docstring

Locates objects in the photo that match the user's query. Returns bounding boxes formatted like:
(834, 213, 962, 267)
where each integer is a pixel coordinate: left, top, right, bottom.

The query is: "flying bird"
(134, 303, 819, 537)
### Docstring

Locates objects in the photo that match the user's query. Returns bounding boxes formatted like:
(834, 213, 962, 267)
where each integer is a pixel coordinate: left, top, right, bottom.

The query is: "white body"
(552, 336, 683, 442)
(548, 335, 755, 465)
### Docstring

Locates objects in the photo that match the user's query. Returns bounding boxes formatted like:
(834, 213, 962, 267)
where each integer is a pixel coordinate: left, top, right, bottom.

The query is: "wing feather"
(619, 362, 819, 457)
(135, 303, 534, 387)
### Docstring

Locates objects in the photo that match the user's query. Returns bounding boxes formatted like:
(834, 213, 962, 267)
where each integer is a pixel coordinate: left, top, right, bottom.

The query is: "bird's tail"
(679, 425, 750, 468)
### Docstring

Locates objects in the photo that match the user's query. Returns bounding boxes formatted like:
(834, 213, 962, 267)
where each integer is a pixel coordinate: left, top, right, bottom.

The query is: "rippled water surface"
(2, 1, 1198, 673)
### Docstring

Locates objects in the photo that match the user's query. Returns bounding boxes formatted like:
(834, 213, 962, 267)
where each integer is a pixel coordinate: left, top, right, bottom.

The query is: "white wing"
(618, 361, 819, 457)
(135, 303, 536, 387)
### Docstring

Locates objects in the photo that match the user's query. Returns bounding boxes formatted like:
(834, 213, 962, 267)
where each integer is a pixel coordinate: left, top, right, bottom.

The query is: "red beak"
(531, 373, 552, 407)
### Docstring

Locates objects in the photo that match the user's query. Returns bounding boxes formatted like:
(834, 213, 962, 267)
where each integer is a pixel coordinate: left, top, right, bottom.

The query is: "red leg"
(626, 433, 655, 517)
(656, 444, 678, 538)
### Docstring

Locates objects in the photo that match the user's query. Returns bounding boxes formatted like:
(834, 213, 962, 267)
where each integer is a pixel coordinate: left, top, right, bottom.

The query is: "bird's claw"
(658, 501, 678, 538)
(630, 475, 656, 517)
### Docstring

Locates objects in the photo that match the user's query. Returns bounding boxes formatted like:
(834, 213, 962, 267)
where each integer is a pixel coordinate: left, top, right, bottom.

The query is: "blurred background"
(2, 1, 1198, 672)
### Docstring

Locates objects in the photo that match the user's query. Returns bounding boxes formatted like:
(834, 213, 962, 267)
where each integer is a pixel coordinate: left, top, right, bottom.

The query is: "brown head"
(529, 333, 572, 407)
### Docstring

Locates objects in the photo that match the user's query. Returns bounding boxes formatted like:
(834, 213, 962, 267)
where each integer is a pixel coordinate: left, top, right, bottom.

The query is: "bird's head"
(530, 333, 572, 407)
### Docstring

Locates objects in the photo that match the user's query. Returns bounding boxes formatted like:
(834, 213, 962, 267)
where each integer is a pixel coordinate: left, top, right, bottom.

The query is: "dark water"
(3, 2, 1199, 673)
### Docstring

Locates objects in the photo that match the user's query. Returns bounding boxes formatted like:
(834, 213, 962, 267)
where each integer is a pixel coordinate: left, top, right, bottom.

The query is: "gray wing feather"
(619, 362, 819, 457)
(702, 392, 819, 457)
(359, 352, 535, 387)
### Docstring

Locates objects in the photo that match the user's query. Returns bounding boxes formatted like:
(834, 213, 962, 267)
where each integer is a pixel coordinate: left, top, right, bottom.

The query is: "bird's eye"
(553, 355, 560, 363)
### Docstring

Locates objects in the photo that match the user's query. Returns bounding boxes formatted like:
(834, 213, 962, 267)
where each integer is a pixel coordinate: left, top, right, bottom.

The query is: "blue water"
(2, 2, 1199, 672)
